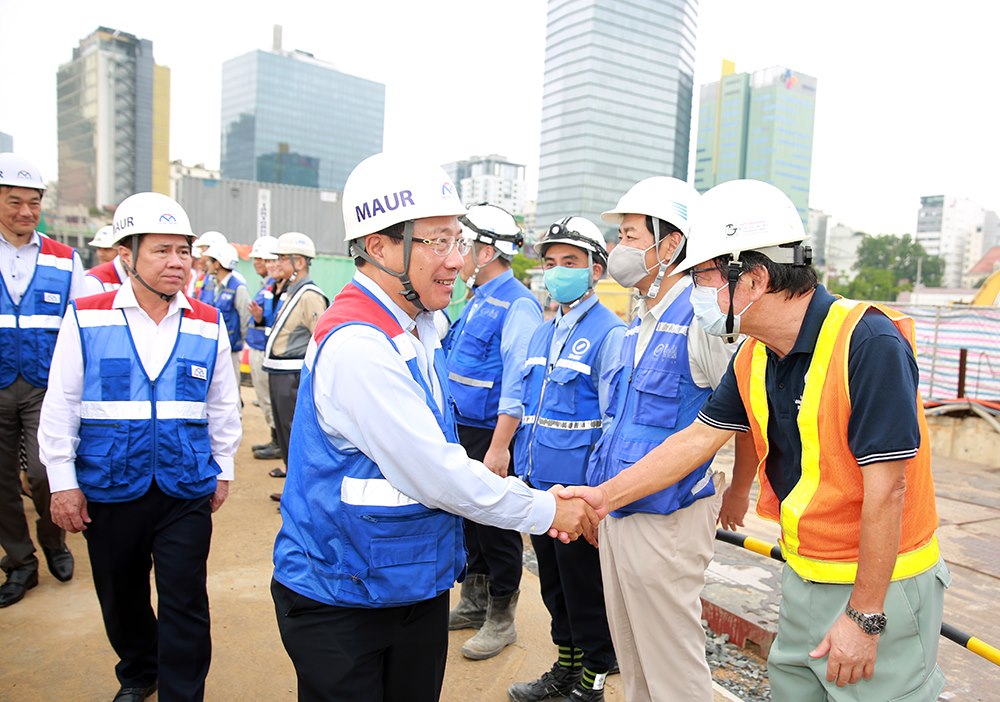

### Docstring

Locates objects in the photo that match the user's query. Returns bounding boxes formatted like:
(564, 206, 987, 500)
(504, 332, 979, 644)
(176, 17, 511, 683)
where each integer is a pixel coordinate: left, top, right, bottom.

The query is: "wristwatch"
(846, 605, 887, 635)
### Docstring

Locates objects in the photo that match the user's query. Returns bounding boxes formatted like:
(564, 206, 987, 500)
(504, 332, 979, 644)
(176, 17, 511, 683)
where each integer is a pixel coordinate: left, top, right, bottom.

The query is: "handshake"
(546, 485, 612, 547)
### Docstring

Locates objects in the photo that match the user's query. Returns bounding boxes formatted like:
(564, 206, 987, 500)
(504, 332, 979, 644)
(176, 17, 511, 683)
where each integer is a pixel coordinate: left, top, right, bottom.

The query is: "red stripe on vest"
(313, 282, 404, 343)
(39, 235, 75, 259)
(86, 261, 121, 285)
(185, 296, 221, 323)
(73, 291, 119, 310)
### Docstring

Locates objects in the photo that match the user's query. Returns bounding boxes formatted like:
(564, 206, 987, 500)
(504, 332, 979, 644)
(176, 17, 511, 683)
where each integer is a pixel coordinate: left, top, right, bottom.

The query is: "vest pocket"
(178, 418, 220, 484)
(99, 358, 132, 401)
(175, 359, 210, 401)
(631, 367, 681, 428)
(533, 427, 594, 485)
(450, 373, 493, 421)
(544, 366, 581, 414)
(76, 421, 130, 487)
(455, 323, 494, 363)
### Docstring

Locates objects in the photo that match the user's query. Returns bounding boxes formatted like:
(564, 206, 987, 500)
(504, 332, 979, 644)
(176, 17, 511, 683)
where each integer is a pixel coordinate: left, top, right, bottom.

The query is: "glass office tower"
(535, 0, 698, 233)
(221, 49, 385, 191)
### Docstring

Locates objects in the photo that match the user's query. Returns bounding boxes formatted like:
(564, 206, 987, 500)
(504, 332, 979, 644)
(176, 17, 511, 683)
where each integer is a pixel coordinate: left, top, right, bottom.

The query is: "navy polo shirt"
(698, 285, 921, 502)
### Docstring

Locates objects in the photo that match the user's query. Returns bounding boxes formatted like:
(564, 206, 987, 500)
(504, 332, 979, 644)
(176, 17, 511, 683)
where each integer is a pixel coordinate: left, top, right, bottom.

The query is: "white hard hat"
(273, 231, 316, 258)
(342, 152, 466, 241)
(193, 230, 227, 250)
(601, 177, 699, 237)
(111, 192, 194, 246)
(537, 216, 608, 266)
(460, 203, 523, 257)
(250, 235, 279, 260)
(89, 225, 115, 249)
(0, 153, 46, 192)
(203, 241, 240, 270)
(676, 179, 810, 273)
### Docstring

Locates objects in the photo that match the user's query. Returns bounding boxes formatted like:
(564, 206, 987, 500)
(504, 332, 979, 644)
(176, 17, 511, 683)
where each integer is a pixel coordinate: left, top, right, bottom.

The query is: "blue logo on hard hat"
(441, 183, 454, 198)
(17, 170, 32, 179)
(159, 214, 177, 224)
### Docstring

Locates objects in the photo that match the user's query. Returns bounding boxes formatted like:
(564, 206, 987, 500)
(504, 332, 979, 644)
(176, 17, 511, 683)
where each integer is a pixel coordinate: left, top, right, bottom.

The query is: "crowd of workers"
(0, 148, 947, 702)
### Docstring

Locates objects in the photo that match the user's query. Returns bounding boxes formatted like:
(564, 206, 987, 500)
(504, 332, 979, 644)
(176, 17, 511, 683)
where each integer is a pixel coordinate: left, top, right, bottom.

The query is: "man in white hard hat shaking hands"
(271, 152, 598, 702)
(0, 152, 87, 607)
(39, 191, 241, 701)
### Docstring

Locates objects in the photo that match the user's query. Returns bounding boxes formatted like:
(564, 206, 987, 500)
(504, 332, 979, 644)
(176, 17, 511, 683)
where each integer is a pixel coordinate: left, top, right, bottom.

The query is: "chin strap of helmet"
(351, 221, 426, 312)
(121, 234, 177, 302)
(646, 217, 684, 300)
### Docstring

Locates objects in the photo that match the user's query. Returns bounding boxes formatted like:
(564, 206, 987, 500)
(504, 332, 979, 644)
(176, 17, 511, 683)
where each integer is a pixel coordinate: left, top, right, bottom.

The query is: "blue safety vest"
(198, 273, 216, 305)
(515, 302, 623, 489)
(444, 273, 540, 428)
(212, 274, 247, 351)
(587, 286, 716, 517)
(0, 235, 75, 389)
(272, 282, 465, 608)
(245, 277, 278, 351)
(72, 292, 222, 503)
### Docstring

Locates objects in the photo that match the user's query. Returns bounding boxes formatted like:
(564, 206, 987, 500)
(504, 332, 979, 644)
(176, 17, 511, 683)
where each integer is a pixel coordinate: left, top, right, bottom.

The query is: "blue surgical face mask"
(689, 280, 752, 341)
(543, 266, 592, 304)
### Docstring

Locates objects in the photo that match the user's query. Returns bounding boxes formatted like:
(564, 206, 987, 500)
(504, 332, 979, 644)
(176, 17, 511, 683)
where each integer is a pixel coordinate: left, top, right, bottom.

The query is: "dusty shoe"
(448, 573, 487, 630)
(508, 661, 581, 702)
(461, 591, 518, 660)
(566, 682, 605, 702)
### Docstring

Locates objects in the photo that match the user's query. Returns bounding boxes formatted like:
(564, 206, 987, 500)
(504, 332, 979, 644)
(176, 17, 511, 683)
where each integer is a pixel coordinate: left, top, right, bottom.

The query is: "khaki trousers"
(249, 348, 273, 429)
(599, 473, 723, 702)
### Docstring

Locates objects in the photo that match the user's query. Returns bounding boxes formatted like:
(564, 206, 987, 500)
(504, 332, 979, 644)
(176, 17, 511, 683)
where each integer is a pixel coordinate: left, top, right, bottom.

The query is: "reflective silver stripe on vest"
(485, 296, 511, 309)
(0, 313, 63, 329)
(655, 321, 688, 336)
(448, 372, 494, 389)
(341, 477, 419, 507)
(521, 415, 603, 430)
(80, 400, 209, 421)
(554, 358, 591, 374)
(524, 356, 547, 368)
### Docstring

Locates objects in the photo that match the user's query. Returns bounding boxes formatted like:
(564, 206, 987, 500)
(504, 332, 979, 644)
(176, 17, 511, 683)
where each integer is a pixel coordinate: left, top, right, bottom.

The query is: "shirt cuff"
(215, 455, 235, 481)
(47, 463, 80, 493)
(497, 399, 524, 418)
(524, 489, 556, 535)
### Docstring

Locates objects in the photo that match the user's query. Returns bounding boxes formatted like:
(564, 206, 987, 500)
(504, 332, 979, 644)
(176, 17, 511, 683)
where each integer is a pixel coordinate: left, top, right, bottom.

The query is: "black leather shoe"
(43, 546, 74, 582)
(253, 443, 282, 460)
(0, 567, 39, 607)
(112, 682, 157, 701)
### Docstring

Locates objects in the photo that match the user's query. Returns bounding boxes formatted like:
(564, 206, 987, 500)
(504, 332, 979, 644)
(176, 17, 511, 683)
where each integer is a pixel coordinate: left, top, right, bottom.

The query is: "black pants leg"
(457, 424, 523, 597)
(529, 531, 615, 671)
(272, 579, 449, 702)
(268, 371, 300, 463)
(85, 482, 214, 700)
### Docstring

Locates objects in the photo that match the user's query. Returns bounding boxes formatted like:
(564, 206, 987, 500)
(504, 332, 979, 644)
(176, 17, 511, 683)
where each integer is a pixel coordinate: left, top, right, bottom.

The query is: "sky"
(1, 0, 997, 236)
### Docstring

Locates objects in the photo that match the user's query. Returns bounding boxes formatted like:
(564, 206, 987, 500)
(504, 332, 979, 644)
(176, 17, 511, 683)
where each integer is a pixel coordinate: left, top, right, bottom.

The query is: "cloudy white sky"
(1, 0, 996, 235)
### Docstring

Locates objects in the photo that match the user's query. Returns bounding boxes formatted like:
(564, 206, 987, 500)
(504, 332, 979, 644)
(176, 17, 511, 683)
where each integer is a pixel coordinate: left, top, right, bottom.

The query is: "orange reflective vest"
(733, 298, 939, 584)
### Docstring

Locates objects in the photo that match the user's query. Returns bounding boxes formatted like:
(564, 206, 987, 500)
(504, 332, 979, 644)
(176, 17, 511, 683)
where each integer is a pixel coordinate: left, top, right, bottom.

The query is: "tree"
(847, 234, 945, 299)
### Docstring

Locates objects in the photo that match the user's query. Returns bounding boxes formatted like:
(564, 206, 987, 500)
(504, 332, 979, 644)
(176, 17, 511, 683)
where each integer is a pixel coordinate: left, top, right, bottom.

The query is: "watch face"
(863, 613, 887, 635)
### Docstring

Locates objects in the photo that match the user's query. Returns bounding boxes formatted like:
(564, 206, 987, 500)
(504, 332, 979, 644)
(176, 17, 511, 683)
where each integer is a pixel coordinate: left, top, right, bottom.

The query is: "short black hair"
(712, 251, 817, 298)
(354, 221, 405, 267)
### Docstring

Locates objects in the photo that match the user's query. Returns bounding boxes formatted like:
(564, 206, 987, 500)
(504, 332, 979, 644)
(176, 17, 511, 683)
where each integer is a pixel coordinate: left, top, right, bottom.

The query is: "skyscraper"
(443, 155, 527, 214)
(535, 0, 697, 232)
(694, 63, 817, 223)
(916, 195, 986, 288)
(57, 27, 170, 210)
(221, 32, 384, 191)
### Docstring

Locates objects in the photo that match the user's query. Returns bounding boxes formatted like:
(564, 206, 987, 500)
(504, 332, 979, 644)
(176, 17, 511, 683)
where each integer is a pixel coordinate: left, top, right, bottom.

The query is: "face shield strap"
(644, 218, 685, 300)
(122, 234, 176, 302)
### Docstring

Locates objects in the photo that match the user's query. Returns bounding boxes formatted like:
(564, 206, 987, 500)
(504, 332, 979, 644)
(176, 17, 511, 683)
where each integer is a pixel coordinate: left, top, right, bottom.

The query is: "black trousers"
(457, 424, 523, 597)
(530, 531, 616, 671)
(268, 370, 301, 463)
(0, 376, 64, 571)
(84, 481, 213, 701)
(272, 579, 449, 702)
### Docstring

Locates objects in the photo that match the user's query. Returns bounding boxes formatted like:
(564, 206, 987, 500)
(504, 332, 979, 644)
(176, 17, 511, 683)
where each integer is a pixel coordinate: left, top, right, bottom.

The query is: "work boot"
(253, 429, 282, 459)
(461, 590, 518, 660)
(252, 428, 277, 452)
(448, 573, 488, 630)
(508, 661, 581, 702)
(566, 682, 605, 702)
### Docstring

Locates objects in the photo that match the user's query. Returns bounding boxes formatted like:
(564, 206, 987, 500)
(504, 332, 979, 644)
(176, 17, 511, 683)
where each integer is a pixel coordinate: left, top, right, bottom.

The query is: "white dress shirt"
(633, 276, 739, 389)
(304, 271, 556, 534)
(39, 279, 243, 492)
(0, 230, 88, 303)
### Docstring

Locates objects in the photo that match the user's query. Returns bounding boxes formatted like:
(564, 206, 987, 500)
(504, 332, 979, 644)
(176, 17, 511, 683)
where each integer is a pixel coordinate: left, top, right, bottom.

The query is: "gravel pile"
(704, 623, 771, 702)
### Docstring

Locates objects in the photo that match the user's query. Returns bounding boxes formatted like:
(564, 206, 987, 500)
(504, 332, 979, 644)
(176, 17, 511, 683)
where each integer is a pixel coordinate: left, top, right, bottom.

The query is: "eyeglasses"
(689, 264, 723, 286)
(413, 236, 472, 257)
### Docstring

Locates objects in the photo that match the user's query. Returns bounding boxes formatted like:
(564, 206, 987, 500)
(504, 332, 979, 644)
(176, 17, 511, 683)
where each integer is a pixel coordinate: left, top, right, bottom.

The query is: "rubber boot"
(448, 573, 488, 630)
(461, 590, 518, 660)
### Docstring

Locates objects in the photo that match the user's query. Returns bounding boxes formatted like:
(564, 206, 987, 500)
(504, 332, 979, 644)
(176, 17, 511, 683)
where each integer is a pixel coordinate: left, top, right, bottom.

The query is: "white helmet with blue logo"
(342, 152, 466, 242)
(601, 176, 699, 237)
(0, 153, 46, 192)
(89, 225, 115, 249)
(110, 192, 194, 246)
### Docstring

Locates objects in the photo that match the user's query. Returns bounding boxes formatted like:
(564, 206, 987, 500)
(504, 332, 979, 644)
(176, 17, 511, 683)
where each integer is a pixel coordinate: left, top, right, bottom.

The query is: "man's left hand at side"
(809, 612, 879, 687)
(211, 480, 230, 513)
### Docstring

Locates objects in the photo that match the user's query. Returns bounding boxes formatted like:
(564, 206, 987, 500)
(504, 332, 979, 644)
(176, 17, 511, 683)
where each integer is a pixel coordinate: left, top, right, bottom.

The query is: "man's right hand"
(50, 489, 91, 533)
(557, 484, 612, 520)
(548, 486, 601, 546)
(248, 300, 264, 323)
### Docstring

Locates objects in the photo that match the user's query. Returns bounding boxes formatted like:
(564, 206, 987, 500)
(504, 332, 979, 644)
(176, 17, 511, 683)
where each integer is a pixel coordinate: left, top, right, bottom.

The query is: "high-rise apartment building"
(443, 155, 526, 214)
(695, 63, 817, 223)
(57, 27, 170, 210)
(535, 0, 697, 231)
(221, 30, 384, 191)
(916, 195, 986, 288)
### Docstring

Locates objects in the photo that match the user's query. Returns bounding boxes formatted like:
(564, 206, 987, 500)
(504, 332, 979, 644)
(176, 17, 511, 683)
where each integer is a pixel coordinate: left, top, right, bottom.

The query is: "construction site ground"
(1, 386, 996, 701)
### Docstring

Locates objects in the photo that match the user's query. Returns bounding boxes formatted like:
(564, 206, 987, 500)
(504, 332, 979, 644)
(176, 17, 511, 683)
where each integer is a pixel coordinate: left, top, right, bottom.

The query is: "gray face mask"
(607, 242, 656, 288)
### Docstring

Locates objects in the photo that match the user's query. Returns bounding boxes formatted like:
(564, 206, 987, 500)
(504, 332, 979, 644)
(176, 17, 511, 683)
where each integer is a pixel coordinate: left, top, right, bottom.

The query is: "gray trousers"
(0, 376, 64, 571)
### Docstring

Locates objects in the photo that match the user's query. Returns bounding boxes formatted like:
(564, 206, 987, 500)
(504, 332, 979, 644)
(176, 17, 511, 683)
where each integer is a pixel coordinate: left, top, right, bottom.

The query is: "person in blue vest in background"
(443, 203, 544, 661)
(246, 235, 285, 463)
(271, 152, 597, 702)
(203, 241, 250, 391)
(40, 192, 241, 702)
(509, 217, 625, 702)
(0, 152, 87, 608)
(585, 177, 755, 701)
(191, 230, 226, 304)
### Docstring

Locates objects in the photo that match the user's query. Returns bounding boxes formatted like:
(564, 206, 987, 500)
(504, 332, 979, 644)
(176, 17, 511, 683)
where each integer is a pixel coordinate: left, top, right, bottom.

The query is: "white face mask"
(689, 280, 752, 342)
(607, 242, 657, 288)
